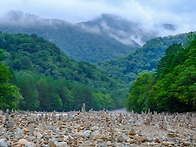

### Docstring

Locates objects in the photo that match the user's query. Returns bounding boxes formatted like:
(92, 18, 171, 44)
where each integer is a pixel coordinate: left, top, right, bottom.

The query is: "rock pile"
(0, 109, 195, 146)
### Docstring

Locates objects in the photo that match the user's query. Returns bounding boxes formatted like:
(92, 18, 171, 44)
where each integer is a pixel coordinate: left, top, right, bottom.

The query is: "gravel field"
(0, 109, 196, 146)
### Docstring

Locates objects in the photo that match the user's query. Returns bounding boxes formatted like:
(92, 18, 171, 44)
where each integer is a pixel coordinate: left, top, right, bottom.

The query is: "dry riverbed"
(0, 109, 196, 146)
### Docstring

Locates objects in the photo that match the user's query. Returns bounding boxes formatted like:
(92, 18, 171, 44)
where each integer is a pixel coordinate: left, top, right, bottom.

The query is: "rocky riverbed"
(0, 109, 196, 147)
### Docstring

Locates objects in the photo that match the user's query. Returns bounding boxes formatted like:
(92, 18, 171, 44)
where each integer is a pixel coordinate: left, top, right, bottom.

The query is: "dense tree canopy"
(0, 49, 22, 110)
(0, 32, 126, 111)
(125, 73, 152, 112)
(126, 33, 196, 113)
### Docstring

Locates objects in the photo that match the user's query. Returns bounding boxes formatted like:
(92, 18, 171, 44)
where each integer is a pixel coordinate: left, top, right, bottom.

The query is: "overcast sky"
(0, 0, 196, 33)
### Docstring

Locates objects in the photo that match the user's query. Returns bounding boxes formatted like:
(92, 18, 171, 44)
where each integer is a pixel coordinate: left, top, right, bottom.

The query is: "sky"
(0, 0, 196, 34)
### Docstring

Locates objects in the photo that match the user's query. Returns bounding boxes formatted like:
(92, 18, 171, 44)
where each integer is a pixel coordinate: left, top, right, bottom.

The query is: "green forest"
(0, 32, 127, 111)
(0, 31, 195, 113)
(125, 33, 196, 112)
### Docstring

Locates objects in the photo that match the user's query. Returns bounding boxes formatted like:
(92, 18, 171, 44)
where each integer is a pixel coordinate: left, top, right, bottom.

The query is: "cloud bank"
(0, 0, 196, 35)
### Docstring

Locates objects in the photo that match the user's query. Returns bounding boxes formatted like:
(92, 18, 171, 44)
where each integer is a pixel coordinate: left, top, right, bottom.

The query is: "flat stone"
(93, 133, 101, 140)
(25, 144, 35, 147)
(162, 141, 175, 146)
(54, 141, 67, 147)
(18, 139, 33, 145)
(29, 123, 34, 136)
(111, 142, 118, 147)
(26, 136, 36, 141)
(167, 129, 175, 133)
(16, 127, 24, 139)
(34, 132, 42, 138)
(0, 139, 8, 147)
(183, 141, 190, 146)
(117, 136, 127, 142)
(76, 131, 84, 137)
(167, 132, 176, 138)
(127, 138, 137, 144)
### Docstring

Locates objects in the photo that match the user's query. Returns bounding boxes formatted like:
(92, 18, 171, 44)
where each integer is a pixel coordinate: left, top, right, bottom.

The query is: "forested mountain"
(0, 11, 136, 62)
(96, 33, 188, 85)
(78, 14, 176, 46)
(0, 32, 127, 111)
(126, 33, 196, 112)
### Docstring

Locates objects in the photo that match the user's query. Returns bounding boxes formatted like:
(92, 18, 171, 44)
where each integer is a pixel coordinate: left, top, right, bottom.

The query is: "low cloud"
(0, 0, 196, 36)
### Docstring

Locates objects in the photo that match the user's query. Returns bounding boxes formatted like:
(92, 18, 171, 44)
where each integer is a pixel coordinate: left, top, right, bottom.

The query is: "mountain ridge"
(78, 13, 177, 46)
(0, 10, 138, 62)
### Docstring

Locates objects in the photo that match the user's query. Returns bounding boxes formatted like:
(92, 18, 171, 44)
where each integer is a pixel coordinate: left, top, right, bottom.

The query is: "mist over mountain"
(78, 14, 177, 46)
(0, 11, 138, 62)
(0, 11, 181, 63)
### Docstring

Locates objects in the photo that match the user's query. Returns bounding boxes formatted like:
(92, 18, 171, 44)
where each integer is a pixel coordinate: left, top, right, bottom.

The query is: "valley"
(0, 1, 196, 147)
(0, 10, 195, 114)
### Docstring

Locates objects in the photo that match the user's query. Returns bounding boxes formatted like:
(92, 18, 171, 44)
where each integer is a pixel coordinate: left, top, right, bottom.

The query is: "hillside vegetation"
(0, 32, 126, 111)
(96, 33, 188, 85)
(0, 50, 22, 110)
(126, 33, 196, 112)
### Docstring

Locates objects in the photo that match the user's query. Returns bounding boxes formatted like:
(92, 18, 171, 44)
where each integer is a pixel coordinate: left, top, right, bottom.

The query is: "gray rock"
(25, 144, 35, 147)
(29, 123, 34, 136)
(117, 136, 127, 142)
(54, 141, 67, 147)
(111, 142, 117, 147)
(101, 142, 107, 147)
(26, 136, 36, 142)
(16, 127, 24, 139)
(84, 130, 91, 138)
(0, 128, 6, 134)
(0, 139, 8, 147)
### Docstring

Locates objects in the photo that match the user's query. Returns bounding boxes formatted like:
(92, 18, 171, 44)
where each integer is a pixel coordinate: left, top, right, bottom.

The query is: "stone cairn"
(0, 108, 195, 147)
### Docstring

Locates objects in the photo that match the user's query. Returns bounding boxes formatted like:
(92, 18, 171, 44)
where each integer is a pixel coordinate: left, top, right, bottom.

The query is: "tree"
(125, 73, 152, 112)
(0, 49, 22, 110)
(15, 71, 39, 111)
(38, 76, 62, 111)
